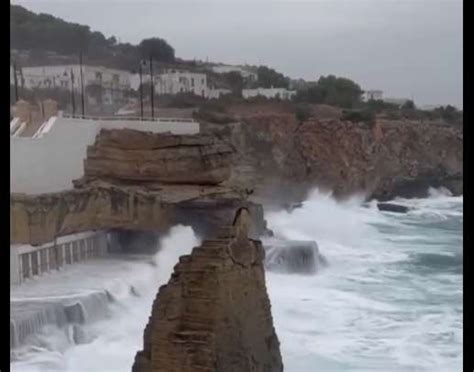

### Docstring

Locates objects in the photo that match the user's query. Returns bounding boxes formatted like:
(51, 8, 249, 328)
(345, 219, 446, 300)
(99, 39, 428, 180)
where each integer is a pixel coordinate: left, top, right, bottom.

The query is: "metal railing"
(61, 113, 197, 123)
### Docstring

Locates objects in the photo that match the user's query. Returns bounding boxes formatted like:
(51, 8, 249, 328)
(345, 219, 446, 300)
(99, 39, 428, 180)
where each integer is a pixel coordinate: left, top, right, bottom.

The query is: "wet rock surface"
(209, 116, 462, 205)
(11, 129, 267, 245)
(132, 209, 283, 372)
(377, 202, 410, 213)
(265, 240, 327, 275)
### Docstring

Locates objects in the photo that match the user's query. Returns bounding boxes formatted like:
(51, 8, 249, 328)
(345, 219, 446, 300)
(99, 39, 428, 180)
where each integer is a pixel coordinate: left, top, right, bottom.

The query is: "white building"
(363, 90, 384, 101)
(211, 64, 258, 82)
(207, 88, 232, 99)
(13, 65, 131, 92)
(242, 87, 296, 100)
(131, 69, 208, 97)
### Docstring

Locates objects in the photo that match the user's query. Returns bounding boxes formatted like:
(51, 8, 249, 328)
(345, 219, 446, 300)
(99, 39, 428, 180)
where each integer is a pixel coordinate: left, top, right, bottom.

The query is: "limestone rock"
(81, 129, 233, 185)
(132, 208, 283, 372)
(10, 184, 266, 246)
(265, 240, 327, 275)
(215, 115, 463, 204)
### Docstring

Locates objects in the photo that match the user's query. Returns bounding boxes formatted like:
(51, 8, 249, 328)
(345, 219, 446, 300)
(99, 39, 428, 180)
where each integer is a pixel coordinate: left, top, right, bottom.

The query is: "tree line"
(11, 5, 175, 70)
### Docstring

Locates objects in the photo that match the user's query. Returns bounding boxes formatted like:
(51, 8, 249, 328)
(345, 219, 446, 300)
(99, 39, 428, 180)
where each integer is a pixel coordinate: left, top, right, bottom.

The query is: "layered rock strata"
(204, 115, 463, 204)
(10, 183, 265, 245)
(132, 208, 283, 372)
(79, 128, 234, 185)
(11, 127, 269, 245)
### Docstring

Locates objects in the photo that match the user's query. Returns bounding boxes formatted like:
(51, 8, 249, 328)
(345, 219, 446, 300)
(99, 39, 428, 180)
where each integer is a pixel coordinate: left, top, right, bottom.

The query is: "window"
(112, 74, 119, 83)
(95, 72, 103, 80)
(201, 78, 205, 85)
(191, 78, 195, 87)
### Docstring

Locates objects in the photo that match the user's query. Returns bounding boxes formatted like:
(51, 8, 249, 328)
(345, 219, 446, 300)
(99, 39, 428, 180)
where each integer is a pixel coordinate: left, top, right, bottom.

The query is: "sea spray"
(265, 188, 462, 371)
(11, 225, 200, 372)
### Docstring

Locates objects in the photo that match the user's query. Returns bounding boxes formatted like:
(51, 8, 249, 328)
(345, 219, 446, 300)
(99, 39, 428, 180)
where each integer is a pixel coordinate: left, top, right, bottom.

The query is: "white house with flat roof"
(14, 65, 131, 91)
(242, 87, 296, 100)
(11, 65, 132, 106)
(211, 64, 258, 82)
(363, 90, 384, 101)
(130, 69, 209, 97)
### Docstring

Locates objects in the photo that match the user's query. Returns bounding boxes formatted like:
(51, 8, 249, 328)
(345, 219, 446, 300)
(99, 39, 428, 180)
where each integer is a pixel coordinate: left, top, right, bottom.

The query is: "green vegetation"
(222, 71, 244, 96)
(295, 75, 363, 108)
(11, 5, 174, 69)
(401, 100, 415, 110)
(433, 105, 463, 124)
(363, 99, 399, 113)
(255, 66, 290, 89)
(341, 109, 375, 124)
(138, 38, 175, 62)
(294, 104, 312, 123)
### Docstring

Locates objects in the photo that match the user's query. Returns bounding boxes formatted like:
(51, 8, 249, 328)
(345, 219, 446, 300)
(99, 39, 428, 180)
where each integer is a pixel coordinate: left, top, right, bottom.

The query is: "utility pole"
(149, 56, 154, 119)
(19, 66, 24, 96)
(139, 61, 144, 119)
(79, 52, 85, 118)
(13, 63, 19, 102)
(70, 69, 76, 117)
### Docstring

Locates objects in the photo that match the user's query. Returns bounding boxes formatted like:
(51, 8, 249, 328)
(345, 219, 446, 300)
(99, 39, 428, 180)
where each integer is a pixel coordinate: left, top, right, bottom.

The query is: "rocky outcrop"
(265, 240, 327, 275)
(212, 115, 462, 204)
(132, 208, 283, 372)
(10, 183, 266, 245)
(10, 128, 272, 246)
(79, 129, 233, 185)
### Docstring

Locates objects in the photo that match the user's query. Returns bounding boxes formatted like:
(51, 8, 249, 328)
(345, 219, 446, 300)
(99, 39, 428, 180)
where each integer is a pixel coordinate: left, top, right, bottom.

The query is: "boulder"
(265, 240, 327, 275)
(132, 208, 283, 372)
(377, 202, 409, 213)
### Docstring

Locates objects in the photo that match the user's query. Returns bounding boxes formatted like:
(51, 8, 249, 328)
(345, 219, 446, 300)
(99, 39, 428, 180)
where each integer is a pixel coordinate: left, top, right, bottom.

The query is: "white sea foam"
(266, 188, 462, 371)
(10, 189, 462, 372)
(11, 225, 199, 372)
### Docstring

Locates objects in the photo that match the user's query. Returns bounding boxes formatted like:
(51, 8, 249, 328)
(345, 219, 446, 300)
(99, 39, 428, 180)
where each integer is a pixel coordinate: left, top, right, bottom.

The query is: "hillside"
(10, 4, 175, 71)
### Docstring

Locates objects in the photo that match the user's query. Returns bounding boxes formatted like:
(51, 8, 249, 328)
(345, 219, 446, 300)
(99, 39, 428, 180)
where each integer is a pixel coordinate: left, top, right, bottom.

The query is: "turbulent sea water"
(10, 188, 463, 372)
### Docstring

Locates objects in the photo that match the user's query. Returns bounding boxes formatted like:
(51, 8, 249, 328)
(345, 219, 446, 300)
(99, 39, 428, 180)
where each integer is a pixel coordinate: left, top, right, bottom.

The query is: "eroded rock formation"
(11, 129, 267, 245)
(10, 183, 266, 246)
(79, 129, 234, 185)
(207, 114, 463, 204)
(132, 208, 283, 372)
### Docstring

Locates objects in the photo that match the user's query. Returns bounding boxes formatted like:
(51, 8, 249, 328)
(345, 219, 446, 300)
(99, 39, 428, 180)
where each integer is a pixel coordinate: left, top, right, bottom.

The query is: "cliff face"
(79, 128, 234, 185)
(214, 115, 463, 203)
(11, 129, 267, 245)
(133, 208, 283, 372)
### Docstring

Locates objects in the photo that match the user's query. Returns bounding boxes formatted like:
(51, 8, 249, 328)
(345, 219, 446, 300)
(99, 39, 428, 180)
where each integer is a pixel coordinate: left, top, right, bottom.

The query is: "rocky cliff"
(205, 113, 463, 204)
(132, 208, 283, 372)
(78, 128, 234, 185)
(11, 129, 267, 246)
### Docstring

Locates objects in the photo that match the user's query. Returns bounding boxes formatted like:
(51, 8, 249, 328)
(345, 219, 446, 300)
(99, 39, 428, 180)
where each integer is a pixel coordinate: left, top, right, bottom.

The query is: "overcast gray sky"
(12, 0, 462, 107)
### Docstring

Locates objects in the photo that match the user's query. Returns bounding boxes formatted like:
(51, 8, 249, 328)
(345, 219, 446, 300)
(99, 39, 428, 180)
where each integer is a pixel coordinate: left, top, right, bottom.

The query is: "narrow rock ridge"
(132, 208, 283, 372)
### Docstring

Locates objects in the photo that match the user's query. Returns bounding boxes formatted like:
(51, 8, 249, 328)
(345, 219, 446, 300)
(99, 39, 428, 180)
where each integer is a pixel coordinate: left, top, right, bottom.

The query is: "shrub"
(295, 104, 311, 122)
(341, 109, 375, 124)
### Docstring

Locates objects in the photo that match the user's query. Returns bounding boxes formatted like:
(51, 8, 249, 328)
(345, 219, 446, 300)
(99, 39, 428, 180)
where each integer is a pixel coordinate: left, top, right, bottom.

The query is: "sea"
(10, 187, 463, 372)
